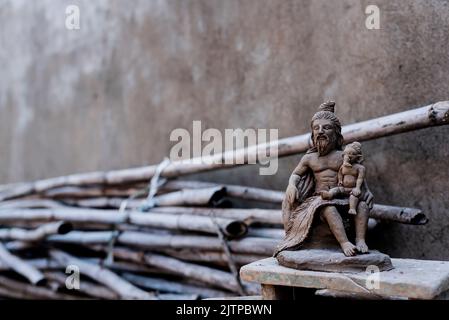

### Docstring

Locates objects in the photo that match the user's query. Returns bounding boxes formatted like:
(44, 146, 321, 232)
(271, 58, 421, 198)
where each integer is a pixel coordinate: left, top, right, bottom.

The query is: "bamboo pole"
(103, 260, 176, 276)
(121, 272, 233, 298)
(0, 199, 66, 209)
(152, 187, 226, 207)
(143, 253, 260, 295)
(149, 207, 283, 225)
(0, 257, 60, 271)
(86, 255, 177, 276)
(157, 248, 266, 267)
(0, 285, 41, 300)
(0, 204, 426, 230)
(0, 221, 73, 241)
(247, 228, 285, 239)
(0, 255, 174, 278)
(49, 250, 155, 300)
(62, 196, 231, 209)
(48, 231, 115, 244)
(44, 185, 144, 199)
(162, 180, 285, 203)
(0, 208, 247, 237)
(61, 197, 131, 209)
(0, 220, 63, 230)
(368, 204, 428, 225)
(128, 213, 247, 238)
(5, 240, 41, 251)
(1, 101, 447, 199)
(0, 242, 46, 285)
(162, 183, 431, 227)
(52, 186, 228, 207)
(56, 194, 428, 226)
(0, 207, 126, 224)
(0, 183, 36, 202)
(157, 293, 199, 300)
(0, 275, 80, 300)
(44, 271, 119, 300)
(47, 231, 278, 256)
(63, 196, 232, 210)
(109, 248, 257, 294)
(150, 204, 428, 225)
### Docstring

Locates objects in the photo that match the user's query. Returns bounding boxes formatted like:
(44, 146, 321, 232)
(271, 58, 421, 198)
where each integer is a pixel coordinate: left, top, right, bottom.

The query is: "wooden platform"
(240, 257, 449, 300)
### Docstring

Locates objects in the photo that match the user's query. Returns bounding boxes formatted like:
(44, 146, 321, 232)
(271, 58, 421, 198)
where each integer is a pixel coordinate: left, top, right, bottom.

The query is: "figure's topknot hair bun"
(319, 101, 336, 113)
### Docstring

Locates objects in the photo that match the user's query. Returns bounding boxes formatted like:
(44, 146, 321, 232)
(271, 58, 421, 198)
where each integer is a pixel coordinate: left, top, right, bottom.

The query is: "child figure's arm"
(352, 165, 365, 197)
(337, 167, 343, 186)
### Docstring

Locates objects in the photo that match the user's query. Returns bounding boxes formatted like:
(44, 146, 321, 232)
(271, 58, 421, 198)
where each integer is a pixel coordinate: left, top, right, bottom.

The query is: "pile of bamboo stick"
(0, 101, 446, 299)
(0, 178, 428, 300)
(0, 181, 281, 299)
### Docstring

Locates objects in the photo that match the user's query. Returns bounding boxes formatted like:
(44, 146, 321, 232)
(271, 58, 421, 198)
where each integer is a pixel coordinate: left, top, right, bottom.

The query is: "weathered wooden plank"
(240, 257, 449, 299)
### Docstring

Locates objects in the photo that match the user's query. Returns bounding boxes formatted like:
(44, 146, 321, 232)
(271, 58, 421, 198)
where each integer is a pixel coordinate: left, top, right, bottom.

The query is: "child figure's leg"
(320, 187, 343, 200)
(348, 194, 359, 215)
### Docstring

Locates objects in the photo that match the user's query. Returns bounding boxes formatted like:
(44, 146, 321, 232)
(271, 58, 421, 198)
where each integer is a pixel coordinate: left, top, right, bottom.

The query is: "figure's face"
(312, 119, 335, 139)
(343, 148, 359, 165)
(312, 119, 337, 155)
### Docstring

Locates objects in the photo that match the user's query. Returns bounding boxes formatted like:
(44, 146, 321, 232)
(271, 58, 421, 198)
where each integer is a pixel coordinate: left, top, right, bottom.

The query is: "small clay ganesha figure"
(320, 141, 366, 217)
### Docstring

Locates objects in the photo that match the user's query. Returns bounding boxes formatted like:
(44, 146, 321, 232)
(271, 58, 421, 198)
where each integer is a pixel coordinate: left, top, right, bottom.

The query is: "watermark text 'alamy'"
(169, 121, 278, 175)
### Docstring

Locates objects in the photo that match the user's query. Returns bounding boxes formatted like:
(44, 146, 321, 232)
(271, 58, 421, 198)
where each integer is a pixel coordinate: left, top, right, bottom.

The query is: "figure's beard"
(314, 134, 336, 156)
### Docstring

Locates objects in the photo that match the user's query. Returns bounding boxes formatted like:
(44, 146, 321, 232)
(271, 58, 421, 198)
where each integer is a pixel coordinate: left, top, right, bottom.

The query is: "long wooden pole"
(150, 204, 428, 225)
(0, 275, 78, 300)
(0, 208, 248, 237)
(109, 248, 259, 294)
(157, 248, 266, 267)
(368, 204, 428, 225)
(49, 250, 155, 300)
(161, 180, 285, 203)
(0, 221, 72, 241)
(121, 272, 233, 298)
(1, 101, 447, 199)
(0, 203, 426, 227)
(153, 187, 226, 207)
(44, 271, 119, 300)
(47, 231, 279, 256)
(0, 242, 46, 285)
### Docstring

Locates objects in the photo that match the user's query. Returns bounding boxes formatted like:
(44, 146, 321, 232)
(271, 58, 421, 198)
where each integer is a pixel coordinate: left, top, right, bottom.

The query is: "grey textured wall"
(0, 0, 448, 259)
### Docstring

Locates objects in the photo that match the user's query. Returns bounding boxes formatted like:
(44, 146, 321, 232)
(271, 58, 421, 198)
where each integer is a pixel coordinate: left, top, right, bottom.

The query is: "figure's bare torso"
(303, 150, 343, 193)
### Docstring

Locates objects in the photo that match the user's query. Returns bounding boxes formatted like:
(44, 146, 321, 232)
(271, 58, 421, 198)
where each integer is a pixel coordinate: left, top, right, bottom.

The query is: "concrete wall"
(0, 0, 448, 259)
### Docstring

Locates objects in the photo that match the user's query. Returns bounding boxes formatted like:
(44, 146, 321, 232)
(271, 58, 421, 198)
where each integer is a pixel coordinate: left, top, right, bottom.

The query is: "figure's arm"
(337, 167, 343, 186)
(352, 166, 365, 197)
(292, 155, 309, 177)
(288, 156, 309, 185)
(286, 155, 309, 201)
(363, 180, 374, 209)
